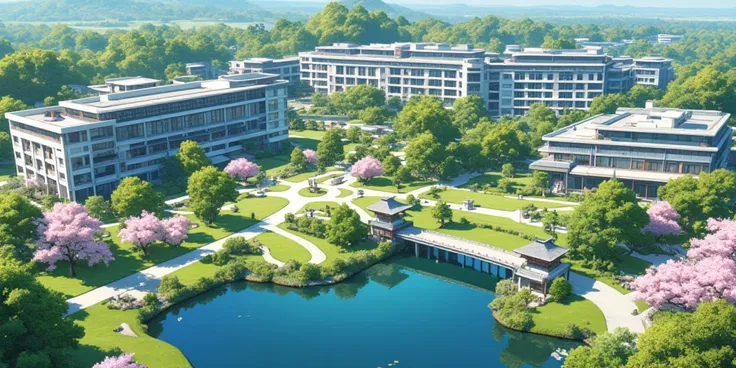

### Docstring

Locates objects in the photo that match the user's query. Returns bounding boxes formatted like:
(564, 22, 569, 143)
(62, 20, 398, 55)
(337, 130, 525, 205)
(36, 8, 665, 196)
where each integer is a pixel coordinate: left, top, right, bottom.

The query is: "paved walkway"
(569, 272, 646, 333)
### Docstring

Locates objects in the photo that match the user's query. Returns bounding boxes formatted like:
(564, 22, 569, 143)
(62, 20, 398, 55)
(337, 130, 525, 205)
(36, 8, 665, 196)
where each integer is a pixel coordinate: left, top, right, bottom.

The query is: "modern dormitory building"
(296, 42, 674, 117)
(229, 57, 301, 89)
(298, 43, 487, 107)
(632, 56, 675, 90)
(6, 73, 289, 203)
(529, 104, 732, 198)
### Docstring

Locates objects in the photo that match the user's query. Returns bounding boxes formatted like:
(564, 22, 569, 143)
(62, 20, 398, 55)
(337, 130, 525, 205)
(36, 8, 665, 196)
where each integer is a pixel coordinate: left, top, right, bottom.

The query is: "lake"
(149, 256, 579, 368)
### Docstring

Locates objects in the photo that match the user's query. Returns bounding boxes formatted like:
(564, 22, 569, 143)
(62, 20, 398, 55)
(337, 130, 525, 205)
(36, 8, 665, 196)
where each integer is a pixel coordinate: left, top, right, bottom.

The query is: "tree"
(497, 178, 514, 193)
(303, 149, 318, 165)
(626, 300, 736, 368)
(392, 166, 411, 192)
(382, 154, 401, 176)
(432, 200, 453, 227)
(563, 327, 638, 368)
(111, 177, 165, 218)
(642, 201, 681, 238)
(176, 140, 211, 175)
(290, 147, 308, 171)
(288, 110, 306, 130)
(327, 204, 367, 248)
(405, 132, 445, 179)
(84, 195, 112, 221)
(542, 210, 560, 238)
(633, 218, 736, 311)
(394, 96, 458, 144)
(501, 163, 514, 178)
(387, 96, 402, 111)
(548, 277, 572, 302)
(92, 353, 146, 368)
(567, 179, 648, 268)
(187, 166, 238, 225)
(0, 37, 13, 58)
(346, 126, 362, 142)
(359, 106, 389, 125)
(481, 123, 524, 165)
(33, 202, 114, 276)
(0, 132, 11, 160)
(119, 211, 164, 257)
(451, 95, 487, 132)
(0, 96, 28, 132)
(628, 85, 664, 107)
(589, 93, 633, 115)
(350, 156, 383, 182)
(161, 216, 191, 247)
(531, 171, 550, 195)
(660, 64, 736, 117)
(0, 193, 43, 252)
(540, 36, 577, 49)
(224, 158, 259, 182)
(164, 63, 186, 81)
(0, 261, 84, 368)
(316, 128, 345, 167)
(659, 169, 736, 234)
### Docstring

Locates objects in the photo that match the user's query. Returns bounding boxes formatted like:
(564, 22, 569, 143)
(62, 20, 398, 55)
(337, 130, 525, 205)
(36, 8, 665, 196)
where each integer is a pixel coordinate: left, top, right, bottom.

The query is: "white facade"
(299, 43, 487, 106)
(229, 57, 300, 87)
(6, 73, 289, 202)
(633, 56, 675, 90)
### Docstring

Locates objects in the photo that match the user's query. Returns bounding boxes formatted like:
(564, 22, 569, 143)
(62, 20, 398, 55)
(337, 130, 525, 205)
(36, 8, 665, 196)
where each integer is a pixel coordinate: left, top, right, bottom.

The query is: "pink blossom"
(119, 211, 164, 256)
(633, 218, 736, 310)
(642, 201, 681, 237)
(33, 202, 114, 276)
(161, 216, 191, 246)
(303, 149, 317, 165)
(350, 156, 383, 181)
(224, 158, 259, 181)
(92, 353, 146, 368)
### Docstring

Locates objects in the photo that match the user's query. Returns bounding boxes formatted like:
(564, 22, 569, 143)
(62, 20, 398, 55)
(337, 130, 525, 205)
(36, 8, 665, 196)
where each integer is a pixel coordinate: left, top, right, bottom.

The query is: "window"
(66, 131, 87, 144)
(445, 71, 457, 78)
(429, 70, 442, 78)
(116, 124, 144, 141)
(336, 66, 344, 74)
(559, 92, 573, 98)
(90, 126, 113, 141)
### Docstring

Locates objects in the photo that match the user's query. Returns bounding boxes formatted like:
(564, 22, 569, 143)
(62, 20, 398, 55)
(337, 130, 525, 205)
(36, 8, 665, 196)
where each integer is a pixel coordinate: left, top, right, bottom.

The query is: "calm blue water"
(149, 257, 579, 368)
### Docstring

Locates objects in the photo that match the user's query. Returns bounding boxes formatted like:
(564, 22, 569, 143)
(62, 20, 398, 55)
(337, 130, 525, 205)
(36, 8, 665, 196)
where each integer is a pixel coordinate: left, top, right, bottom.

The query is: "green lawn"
(255, 231, 312, 263)
(267, 184, 290, 192)
(421, 189, 570, 211)
(36, 196, 289, 297)
(289, 129, 358, 152)
(296, 201, 340, 214)
(351, 176, 434, 194)
(0, 162, 15, 181)
(462, 170, 534, 190)
(316, 172, 344, 184)
(529, 295, 607, 337)
(353, 196, 562, 251)
(297, 187, 327, 197)
(337, 188, 353, 198)
(69, 304, 191, 368)
(277, 223, 378, 266)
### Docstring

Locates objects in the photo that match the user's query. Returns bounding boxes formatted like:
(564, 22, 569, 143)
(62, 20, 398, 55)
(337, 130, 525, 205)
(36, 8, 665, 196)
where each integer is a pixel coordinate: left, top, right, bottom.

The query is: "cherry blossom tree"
(119, 211, 164, 257)
(223, 158, 259, 182)
(350, 156, 383, 182)
(92, 353, 146, 368)
(161, 216, 191, 246)
(303, 149, 317, 165)
(33, 202, 114, 276)
(633, 218, 736, 310)
(642, 201, 682, 237)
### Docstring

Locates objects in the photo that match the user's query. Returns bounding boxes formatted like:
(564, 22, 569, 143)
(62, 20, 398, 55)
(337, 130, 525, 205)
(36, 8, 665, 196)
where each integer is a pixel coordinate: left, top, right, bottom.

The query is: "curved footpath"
(65, 170, 655, 335)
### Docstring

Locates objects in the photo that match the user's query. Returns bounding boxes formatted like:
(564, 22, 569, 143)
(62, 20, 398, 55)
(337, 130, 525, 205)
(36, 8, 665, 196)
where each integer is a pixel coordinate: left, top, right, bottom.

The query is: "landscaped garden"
(421, 188, 572, 211)
(254, 231, 312, 263)
(297, 187, 327, 197)
(350, 176, 434, 193)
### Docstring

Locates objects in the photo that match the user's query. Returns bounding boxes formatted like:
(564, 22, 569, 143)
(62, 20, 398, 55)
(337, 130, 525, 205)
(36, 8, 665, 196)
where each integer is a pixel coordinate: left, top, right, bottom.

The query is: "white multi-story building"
(229, 57, 301, 88)
(633, 56, 675, 90)
(299, 43, 487, 106)
(6, 73, 289, 202)
(88, 77, 162, 95)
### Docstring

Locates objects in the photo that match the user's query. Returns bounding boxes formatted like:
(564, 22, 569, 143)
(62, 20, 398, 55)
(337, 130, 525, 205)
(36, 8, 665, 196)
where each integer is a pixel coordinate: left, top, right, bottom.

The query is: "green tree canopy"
(451, 95, 487, 132)
(404, 132, 445, 179)
(290, 147, 308, 171)
(589, 93, 634, 115)
(327, 204, 367, 248)
(0, 193, 42, 260)
(111, 176, 165, 218)
(316, 128, 345, 167)
(187, 166, 238, 224)
(563, 327, 638, 368)
(394, 96, 458, 144)
(176, 140, 211, 175)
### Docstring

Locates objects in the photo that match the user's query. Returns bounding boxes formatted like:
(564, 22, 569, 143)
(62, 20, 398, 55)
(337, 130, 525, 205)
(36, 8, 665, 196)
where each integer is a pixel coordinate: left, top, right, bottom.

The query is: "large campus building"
(229, 57, 301, 88)
(6, 73, 289, 203)
(530, 104, 732, 198)
(297, 42, 674, 117)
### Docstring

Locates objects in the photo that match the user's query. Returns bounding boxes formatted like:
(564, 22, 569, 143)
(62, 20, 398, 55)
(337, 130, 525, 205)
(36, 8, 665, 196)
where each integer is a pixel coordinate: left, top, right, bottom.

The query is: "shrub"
(214, 261, 248, 282)
(297, 263, 322, 282)
(284, 212, 295, 223)
(504, 309, 533, 330)
(497, 178, 515, 193)
(143, 292, 159, 307)
(106, 294, 143, 310)
(495, 279, 518, 297)
(548, 278, 573, 302)
(158, 275, 184, 300)
(211, 251, 232, 266)
(246, 259, 277, 281)
(564, 323, 595, 340)
(223, 236, 260, 255)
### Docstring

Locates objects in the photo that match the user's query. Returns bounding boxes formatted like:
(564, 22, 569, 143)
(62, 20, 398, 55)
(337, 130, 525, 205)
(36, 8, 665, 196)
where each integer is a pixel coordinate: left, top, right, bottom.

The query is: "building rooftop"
(546, 107, 730, 142)
(237, 56, 299, 63)
(105, 76, 160, 86)
(366, 197, 413, 216)
(635, 56, 673, 63)
(513, 239, 569, 263)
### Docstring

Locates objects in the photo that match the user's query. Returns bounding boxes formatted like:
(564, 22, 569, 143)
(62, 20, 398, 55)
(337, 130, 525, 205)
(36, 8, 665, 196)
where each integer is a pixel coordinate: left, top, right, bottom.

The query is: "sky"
(281, 0, 733, 8)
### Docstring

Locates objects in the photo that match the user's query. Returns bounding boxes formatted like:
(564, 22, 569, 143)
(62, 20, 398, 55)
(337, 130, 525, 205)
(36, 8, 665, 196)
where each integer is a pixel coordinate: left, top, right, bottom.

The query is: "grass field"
(421, 189, 570, 211)
(36, 196, 289, 297)
(353, 196, 560, 251)
(289, 129, 358, 152)
(297, 187, 327, 197)
(461, 170, 534, 190)
(255, 231, 312, 263)
(278, 223, 378, 266)
(337, 188, 353, 198)
(529, 295, 607, 336)
(296, 201, 340, 214)
(351, 176, 434, 194)
(267, 184, 290, 192)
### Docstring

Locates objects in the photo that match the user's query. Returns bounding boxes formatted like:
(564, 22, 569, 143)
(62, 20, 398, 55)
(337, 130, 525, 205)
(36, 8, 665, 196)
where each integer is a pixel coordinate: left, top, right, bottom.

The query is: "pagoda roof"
(366, 197, 412, 216)
(513, 238, 569, 263)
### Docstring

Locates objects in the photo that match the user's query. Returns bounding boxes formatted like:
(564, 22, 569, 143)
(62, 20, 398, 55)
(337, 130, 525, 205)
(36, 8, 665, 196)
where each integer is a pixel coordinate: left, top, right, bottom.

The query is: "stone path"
(568, 272, 646, 333)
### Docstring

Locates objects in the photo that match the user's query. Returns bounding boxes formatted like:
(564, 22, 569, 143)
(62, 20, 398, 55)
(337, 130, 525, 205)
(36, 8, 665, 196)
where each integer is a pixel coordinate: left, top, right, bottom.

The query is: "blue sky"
(390, 0, 731, 7)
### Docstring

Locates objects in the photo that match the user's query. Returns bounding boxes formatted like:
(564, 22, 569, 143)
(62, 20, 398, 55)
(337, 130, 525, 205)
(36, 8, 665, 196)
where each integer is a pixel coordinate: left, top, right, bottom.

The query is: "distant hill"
(0, 0, 275, 22)
(340, 0, 431, 21)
